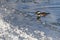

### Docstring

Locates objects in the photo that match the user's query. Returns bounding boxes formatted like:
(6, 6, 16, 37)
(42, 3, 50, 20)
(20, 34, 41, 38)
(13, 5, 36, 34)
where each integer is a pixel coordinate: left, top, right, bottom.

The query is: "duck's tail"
(45, 13, 50, 16)
(46, 13, 50, 14)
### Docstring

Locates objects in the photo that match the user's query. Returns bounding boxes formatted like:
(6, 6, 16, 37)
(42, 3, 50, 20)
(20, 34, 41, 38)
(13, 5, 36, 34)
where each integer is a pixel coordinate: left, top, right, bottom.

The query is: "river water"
(0, 0, 60, 40)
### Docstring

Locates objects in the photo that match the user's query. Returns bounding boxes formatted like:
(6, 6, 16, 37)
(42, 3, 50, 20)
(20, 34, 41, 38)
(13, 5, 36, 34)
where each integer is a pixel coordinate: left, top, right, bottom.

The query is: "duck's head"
(35, 11, 41, 15)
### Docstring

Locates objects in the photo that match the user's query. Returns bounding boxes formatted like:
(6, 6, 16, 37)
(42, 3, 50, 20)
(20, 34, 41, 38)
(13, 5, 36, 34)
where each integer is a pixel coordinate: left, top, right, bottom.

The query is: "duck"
(35, 11, 50, 20)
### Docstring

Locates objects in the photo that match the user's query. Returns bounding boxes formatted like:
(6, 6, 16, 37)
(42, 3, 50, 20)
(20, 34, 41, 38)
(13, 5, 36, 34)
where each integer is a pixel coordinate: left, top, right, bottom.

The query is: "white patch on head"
(37, 11, 41, 14)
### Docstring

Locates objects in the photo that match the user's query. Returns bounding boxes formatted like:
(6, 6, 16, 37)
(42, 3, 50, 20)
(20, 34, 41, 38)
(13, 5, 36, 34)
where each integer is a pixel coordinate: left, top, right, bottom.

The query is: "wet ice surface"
(0, 0, 60, 40)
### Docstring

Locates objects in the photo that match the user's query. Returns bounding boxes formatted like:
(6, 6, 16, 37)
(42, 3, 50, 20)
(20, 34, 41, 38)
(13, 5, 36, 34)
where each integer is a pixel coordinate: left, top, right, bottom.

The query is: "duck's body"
(35, 11, 50, 20)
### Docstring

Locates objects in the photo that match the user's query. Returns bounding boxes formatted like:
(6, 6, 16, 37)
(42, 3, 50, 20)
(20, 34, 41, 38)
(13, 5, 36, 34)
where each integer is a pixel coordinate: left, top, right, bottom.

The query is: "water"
(0, 0, 60, 40)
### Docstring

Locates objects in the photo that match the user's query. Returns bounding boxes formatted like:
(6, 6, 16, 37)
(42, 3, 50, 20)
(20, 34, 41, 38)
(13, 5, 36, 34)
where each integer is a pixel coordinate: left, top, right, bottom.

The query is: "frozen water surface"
(0, 0, 60, 40)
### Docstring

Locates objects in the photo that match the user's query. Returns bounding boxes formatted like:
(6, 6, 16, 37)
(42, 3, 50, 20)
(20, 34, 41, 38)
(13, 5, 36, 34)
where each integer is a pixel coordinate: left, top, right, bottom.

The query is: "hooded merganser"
(35, 11, 50, 20)
(35, 11, 50, 17)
